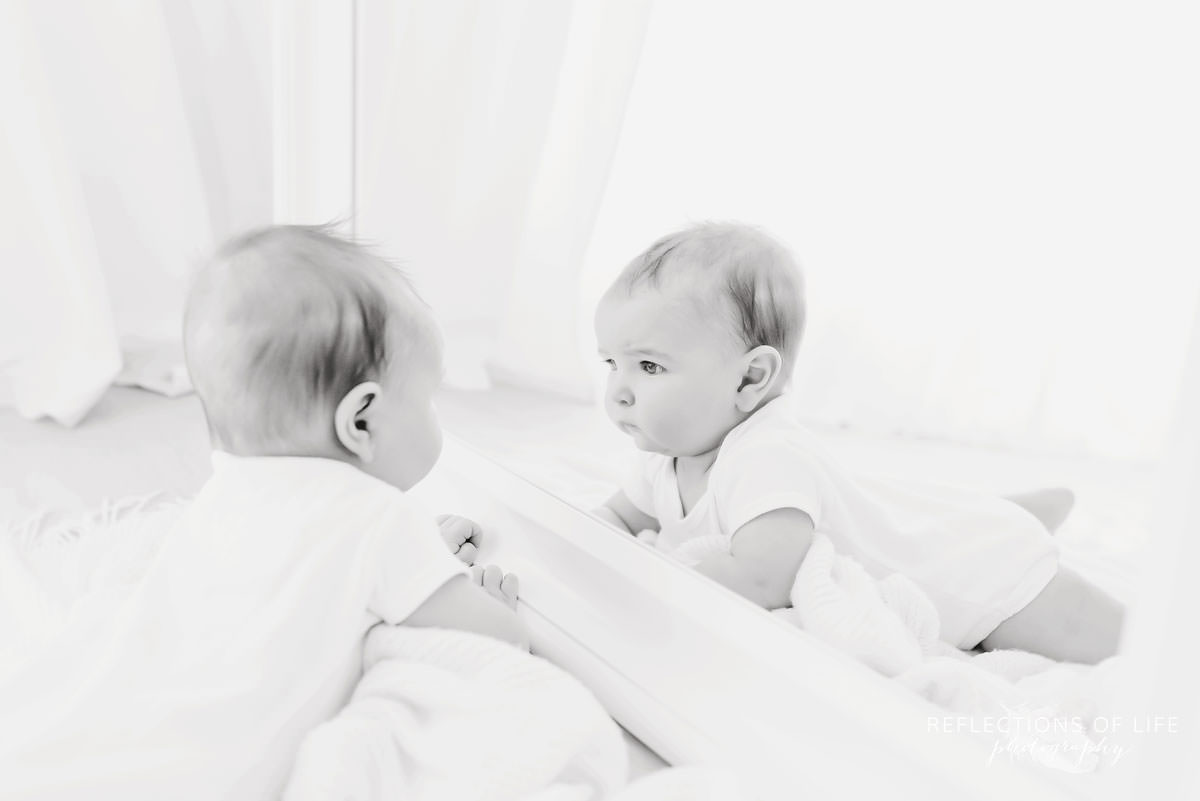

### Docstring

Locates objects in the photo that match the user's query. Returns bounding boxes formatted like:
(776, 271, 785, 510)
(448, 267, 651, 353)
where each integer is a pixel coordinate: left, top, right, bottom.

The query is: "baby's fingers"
(499, 572, 519, 607)
(456, 541, 479, 565)
(439, 515, 469, 543)
(472, 564, 519, 610)
(481, 564, 504, 594)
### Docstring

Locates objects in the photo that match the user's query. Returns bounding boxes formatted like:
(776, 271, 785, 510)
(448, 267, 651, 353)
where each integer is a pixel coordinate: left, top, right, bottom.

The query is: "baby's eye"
(640, 361, 664, 375)
(602, 358, 616, 371)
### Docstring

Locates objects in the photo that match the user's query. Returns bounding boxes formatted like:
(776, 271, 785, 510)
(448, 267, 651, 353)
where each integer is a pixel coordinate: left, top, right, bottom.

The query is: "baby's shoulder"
(284, 462, 427, 539)
(719, 409, 813, 459)
(711, 413, 832, 486)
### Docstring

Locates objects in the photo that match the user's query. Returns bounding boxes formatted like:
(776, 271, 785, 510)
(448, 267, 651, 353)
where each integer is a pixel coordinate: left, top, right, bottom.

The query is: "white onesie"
(0, 452, 468, 800)
(621, 397, 1059, 649)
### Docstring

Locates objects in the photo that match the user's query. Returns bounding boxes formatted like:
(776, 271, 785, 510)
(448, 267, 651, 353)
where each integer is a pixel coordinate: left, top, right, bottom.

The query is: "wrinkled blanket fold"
(285, 624, 628, 801)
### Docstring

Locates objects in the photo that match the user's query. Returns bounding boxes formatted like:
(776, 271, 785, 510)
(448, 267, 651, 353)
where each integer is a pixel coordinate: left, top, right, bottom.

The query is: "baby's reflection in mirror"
(591, 221, 1122, 666)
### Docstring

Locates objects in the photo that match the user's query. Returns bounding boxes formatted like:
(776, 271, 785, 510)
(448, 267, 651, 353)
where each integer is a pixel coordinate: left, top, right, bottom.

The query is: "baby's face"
(595, 286, 747, 458)
(363, 336, 444, 491)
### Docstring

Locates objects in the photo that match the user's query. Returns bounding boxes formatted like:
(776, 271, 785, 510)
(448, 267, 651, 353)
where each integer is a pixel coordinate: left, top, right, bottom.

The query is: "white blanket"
(286, 624, 738, 801)
(0, 496, 742, 800)
(666, 531, 1123, 773)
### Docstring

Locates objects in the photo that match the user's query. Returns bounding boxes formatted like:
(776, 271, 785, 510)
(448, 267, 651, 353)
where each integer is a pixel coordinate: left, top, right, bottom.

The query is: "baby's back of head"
(617, 221, 806, 375)
(184, 225, 430, 455)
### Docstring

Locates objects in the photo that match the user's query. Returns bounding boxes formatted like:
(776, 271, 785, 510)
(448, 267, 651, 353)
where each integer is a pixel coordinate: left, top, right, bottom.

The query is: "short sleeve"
(619, 452, 658, 517)
(712, 435, 825, 537)
(369, 501, 470, 625)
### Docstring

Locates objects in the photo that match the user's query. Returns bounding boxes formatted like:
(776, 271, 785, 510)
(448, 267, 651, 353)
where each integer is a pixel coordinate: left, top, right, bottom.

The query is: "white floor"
(0, 383, 1162, 778)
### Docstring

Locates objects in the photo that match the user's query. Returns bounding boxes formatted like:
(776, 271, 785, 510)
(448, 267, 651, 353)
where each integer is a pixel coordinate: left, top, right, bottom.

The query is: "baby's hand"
(471, 563, 519, 611)
(437, 514, 482, 564)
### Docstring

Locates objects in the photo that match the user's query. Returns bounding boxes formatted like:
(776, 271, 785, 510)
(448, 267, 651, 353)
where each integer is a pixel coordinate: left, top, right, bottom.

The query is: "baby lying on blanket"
(593, 222, 1123, 664)
(0, 225, 525, 800)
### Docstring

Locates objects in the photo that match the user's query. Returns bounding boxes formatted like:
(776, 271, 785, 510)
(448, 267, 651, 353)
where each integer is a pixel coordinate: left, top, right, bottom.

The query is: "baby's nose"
(609, 383, 634, 407)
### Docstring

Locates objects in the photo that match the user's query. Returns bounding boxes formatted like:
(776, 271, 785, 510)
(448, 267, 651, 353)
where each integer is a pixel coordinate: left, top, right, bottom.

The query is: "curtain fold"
(7, 0, 1193, 463)
(355, 0, 652, 394)
(0, 0, 273, 426)
(0, 0, 121, 425)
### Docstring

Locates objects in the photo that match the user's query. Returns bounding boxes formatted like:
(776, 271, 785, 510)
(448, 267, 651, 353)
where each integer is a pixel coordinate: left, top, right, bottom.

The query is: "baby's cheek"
(651, 405, 692, 446)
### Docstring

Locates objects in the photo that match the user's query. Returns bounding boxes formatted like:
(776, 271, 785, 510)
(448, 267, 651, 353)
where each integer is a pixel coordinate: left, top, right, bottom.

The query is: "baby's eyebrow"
(597, 346, 671, 360)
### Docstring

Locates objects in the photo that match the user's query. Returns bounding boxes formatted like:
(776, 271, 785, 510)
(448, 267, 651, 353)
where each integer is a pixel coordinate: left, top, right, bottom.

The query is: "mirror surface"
(351, 0, 1195, 789)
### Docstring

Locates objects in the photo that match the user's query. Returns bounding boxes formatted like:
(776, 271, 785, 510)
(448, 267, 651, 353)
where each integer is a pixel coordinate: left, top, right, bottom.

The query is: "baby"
(594, 222, 1122, 665)
(0, 225, 524, 799)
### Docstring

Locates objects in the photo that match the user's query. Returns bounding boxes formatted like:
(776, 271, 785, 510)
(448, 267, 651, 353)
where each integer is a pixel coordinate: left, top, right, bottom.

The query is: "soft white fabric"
(0, 453, 468, 800)
(354, 1, 653, 395)
(670, 532, 1120, 773)
(622, 396, 1060, 648)
(286, 625, 747, 800)
(0, 0, 272, 426)
(285, 624, 627, 801)
(1, 488, 746, 801)
(0, 490, 184, 675)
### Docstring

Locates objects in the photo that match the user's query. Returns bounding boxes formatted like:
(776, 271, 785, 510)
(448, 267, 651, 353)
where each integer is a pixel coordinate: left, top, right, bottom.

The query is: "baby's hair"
(616, 221, 806, 374)
(184, 224, 433, 454)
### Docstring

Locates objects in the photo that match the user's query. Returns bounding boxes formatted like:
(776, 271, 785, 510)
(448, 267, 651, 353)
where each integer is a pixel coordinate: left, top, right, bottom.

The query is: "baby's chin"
(620, 426, 661, 453)
(614, 421, 685, 456)
(626, 429, 678, 457)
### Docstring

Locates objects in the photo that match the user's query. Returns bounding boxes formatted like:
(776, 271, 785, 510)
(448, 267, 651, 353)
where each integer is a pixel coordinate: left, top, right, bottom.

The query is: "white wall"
(580, 0, 1200, 461)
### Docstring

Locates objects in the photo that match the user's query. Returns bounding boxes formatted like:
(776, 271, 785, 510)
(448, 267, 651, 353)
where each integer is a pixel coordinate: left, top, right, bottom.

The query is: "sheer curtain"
(7, 0, 1194, 464)
(575, 0, 1200, 462)
(355, 0, 652, 396)
(0, 0, 650, 423)
(0, 0, 273, 425)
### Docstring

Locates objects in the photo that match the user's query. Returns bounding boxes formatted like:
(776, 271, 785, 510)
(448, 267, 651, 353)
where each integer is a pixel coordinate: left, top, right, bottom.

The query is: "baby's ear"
(735, 346, 783, 412)
(334, 381, 382, 462)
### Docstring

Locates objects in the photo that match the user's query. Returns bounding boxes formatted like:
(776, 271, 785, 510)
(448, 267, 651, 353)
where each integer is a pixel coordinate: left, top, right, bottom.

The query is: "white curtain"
(0, 0, 651, 421)
(575, 0, 1200, 462)
(7, 0, 1194, 465)
(0, 0, 273, 425)
(355, 0, 652, 397)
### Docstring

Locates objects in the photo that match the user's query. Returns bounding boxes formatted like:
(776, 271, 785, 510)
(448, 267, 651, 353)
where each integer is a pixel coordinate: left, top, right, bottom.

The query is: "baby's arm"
(595, 490, 659, 535)
(693, 508, 814, 609)
(403, 569, 529, 650)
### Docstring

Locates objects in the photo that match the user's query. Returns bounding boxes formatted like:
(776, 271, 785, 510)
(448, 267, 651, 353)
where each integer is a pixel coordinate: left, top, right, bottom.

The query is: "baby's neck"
(674, 445, 721, 478)
(672, 401, 770, 477)
(216, 432, 350, 463)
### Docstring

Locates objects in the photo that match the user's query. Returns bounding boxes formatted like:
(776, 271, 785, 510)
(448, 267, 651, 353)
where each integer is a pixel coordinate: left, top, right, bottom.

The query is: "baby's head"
(184, 225, 444, 490)
(595, 221, 805, 458)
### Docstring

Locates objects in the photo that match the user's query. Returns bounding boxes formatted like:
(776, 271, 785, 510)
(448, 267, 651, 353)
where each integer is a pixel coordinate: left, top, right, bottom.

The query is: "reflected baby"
(593, 221, 1122, 665)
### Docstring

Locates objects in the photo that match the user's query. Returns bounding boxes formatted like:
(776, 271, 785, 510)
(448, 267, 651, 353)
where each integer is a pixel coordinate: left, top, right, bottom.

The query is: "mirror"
(355, 2, 1195, 796)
